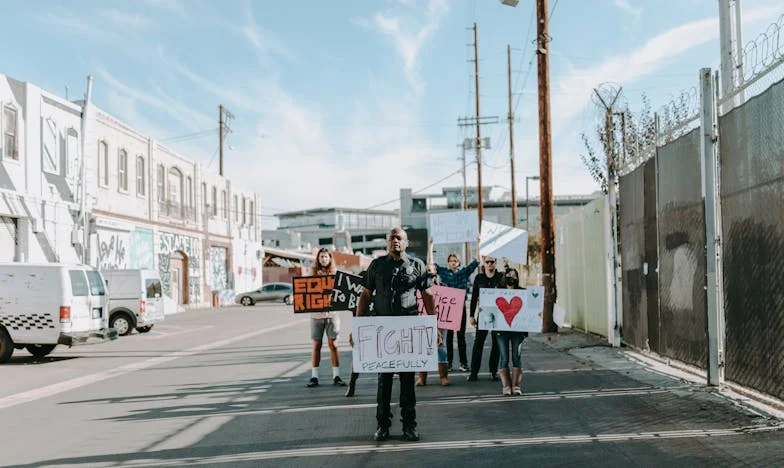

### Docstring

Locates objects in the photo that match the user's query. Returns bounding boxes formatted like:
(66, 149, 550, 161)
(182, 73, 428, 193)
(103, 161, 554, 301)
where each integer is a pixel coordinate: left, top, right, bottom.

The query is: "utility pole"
(535, 0, 557, 332)
(473, 22, 484, 234)
(79, 75, 93, 265)
(461, 139, 470, 262)
(718, 0, 744, 110)
(592, 84, 623, 347)
(508, 44, 518, 227)
(218, 105, 234, 177)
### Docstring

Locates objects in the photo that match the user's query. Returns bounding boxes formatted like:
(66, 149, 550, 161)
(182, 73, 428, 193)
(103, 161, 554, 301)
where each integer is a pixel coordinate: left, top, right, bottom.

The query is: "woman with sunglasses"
(495, 268, 528, 396)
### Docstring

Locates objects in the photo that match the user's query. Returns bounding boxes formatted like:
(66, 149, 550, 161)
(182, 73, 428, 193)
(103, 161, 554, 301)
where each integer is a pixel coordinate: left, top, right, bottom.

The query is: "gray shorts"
(310, 317, 340, 341)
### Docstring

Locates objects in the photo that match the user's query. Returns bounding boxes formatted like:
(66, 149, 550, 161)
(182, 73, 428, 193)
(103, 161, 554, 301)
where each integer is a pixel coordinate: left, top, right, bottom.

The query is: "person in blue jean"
(428, 238, 480, 372)
(495, 268, 528, 396)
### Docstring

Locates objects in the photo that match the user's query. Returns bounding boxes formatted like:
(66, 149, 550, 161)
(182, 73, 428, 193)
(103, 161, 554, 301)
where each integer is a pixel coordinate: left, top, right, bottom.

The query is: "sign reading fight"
(477, 287, 545, 332)
(416, 285, 465, 331)
(428, 210, 479, 244)
(331, 271, 365, 313)
(291, 275, 335, 313)
(352, 316, 439, 373)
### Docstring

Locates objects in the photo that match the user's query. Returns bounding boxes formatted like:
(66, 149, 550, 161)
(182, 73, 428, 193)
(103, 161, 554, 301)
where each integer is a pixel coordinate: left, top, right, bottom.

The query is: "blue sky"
(2, 0, 782, 228)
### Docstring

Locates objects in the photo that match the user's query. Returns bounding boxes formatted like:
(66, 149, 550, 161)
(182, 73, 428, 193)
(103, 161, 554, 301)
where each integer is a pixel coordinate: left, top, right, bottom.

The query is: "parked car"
(235, 282, 293, 306)
(102, 269, 165, 336)
(0, 263, 117, 363)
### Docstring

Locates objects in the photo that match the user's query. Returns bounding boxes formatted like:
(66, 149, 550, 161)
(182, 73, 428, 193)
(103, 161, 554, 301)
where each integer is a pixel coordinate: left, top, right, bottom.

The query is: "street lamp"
(525, 176, 540, 235)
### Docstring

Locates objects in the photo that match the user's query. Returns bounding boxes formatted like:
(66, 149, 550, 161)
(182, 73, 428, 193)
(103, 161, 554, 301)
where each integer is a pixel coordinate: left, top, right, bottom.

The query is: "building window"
(233, 195, 239, 222)
(2, 105, 18, 160)
(186, 176, 193, 209)
(221, 190, 228, 219)
(117, 149, 128, 192)
(248, 200, 254, 226)
(211, 186, 218, 217)
(98, 140, 109, 186)
(242, 198, 247, 225)
(136, 156, 146, 196)
(156, 165, 165, 201)
(168, 167, 183, 218)
(201, 182, 207, 214)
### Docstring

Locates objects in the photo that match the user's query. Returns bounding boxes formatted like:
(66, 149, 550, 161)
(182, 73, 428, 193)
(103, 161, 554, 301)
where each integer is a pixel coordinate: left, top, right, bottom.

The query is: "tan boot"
(438, 362, 450, 386)
(416, 372, 427, 386)
(511, 367, 522, 395)
(499, 369, 512, 395)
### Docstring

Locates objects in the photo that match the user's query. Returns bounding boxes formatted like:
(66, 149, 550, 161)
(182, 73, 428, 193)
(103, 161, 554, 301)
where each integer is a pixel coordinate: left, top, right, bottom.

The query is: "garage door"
(0, 216, 18, 262)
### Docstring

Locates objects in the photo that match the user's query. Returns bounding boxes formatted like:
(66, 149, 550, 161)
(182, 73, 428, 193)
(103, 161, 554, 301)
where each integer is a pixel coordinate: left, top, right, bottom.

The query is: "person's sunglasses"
(485, 260, 495, 264)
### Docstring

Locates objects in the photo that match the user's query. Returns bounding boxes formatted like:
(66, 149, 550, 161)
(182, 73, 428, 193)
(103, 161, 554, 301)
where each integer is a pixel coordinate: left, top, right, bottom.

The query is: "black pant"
(470, 329, 499, 377)
(376, 372, 416, 429)
(446, 309, 468, 367)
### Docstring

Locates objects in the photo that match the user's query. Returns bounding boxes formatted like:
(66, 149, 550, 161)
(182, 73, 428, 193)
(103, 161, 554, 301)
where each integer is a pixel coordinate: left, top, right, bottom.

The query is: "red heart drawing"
(495, 296, 523, 326)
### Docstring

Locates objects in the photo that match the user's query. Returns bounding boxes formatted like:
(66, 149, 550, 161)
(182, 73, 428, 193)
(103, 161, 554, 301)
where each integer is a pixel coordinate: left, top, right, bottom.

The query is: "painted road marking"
(118, 424, 784, 466)
(0, 319, 308, 411)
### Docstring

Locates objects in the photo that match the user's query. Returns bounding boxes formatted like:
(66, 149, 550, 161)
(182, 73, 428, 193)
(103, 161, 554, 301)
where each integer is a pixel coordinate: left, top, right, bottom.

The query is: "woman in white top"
(307, 248, 346, 388)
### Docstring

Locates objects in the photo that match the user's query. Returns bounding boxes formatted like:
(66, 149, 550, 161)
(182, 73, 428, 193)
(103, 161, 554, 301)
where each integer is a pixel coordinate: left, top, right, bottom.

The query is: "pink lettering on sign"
(417, 285, 466, 331)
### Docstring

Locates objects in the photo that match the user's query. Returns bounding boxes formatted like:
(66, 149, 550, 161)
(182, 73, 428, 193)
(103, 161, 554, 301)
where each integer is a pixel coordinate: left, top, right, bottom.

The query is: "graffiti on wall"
(157, 231, 202, 304)
(97, 229, 130, 270)
(130, 228, 154, 269)
(210, 246, 228, 291)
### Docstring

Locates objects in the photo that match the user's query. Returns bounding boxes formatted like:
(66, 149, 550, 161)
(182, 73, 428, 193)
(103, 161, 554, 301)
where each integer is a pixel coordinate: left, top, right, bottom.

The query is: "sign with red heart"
(477, 287, 545, 332)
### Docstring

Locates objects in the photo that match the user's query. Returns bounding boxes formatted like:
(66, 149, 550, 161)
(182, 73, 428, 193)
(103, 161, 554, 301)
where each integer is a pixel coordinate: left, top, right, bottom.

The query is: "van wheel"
(0, 328, 14, 363)
(110, 313, 133, 336)
(284, 295, 293, 305)
(26, 344, 56, 358)
(137, 325, 153, 333)
(240, 296, 254, 306)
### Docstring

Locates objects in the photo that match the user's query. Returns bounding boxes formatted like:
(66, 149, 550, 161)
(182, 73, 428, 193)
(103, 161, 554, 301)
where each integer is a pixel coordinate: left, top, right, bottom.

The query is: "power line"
(363, 165, 469, 210)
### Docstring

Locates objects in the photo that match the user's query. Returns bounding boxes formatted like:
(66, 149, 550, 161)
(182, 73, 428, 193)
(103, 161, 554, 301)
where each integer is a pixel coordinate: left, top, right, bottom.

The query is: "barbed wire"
(737, 14, 784, 85)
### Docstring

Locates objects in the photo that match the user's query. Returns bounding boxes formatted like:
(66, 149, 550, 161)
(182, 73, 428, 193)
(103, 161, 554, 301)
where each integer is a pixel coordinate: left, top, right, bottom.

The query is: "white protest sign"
(428, 210, 479, 244)
(480, 220, 529, 265)
(352, 315, 439, 373)
(477, 287, 545, 332)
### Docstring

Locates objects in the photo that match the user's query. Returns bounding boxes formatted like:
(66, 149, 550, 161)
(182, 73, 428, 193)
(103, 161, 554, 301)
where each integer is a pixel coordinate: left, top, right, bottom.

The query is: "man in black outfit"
(356, 227, 436, 442)
(467, 256, 504, 381)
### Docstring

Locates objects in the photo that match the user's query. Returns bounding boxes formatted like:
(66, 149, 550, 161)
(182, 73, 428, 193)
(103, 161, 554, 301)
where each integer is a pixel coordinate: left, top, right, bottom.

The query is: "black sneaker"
(373, 427, 390, 441)
(306, 377, 319, 388)
(402, 427, 420, 442)
(490, 372, 500, 381)
(466, 374, 478, 382)
(333, 376, 346, 387)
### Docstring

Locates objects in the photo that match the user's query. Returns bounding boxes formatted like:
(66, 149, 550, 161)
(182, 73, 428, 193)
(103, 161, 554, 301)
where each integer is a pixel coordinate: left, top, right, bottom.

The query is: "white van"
(102, 269, 165, 336)
(0, 263, 117, 363)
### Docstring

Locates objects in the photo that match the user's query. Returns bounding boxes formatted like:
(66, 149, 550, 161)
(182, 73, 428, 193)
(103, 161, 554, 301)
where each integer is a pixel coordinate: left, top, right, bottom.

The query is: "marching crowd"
(302, 227, 529, 442)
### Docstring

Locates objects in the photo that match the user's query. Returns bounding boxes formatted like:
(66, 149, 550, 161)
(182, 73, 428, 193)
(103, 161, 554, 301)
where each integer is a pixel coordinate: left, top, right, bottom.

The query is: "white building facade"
(0, 73, 262, 306)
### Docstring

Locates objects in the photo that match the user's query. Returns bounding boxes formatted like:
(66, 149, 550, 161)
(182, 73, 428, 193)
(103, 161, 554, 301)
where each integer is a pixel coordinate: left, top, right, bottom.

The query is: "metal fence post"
(699, 67, 722, 386)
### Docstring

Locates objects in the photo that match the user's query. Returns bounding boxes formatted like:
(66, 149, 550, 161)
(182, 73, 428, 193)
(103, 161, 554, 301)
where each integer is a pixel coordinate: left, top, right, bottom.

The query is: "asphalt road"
(1, 304, 782, 467)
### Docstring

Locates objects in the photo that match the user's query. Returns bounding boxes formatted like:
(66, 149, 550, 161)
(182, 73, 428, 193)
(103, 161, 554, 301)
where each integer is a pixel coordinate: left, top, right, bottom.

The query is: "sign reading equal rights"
(291, 275, 334, 313)
(352, 315, 439, 373)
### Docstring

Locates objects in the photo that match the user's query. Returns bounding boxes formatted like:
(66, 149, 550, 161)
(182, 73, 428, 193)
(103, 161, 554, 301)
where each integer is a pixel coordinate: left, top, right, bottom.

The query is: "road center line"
(0, 319, 308, 411)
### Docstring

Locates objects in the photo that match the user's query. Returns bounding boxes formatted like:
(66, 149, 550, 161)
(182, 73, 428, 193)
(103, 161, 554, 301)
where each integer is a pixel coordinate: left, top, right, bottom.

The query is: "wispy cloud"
(96, 66, 212, 132)
(100, 9, 155, 29)
(361, 0, 449, 93)
(240, 1, 295, 62)
(139, 0, 189, 19)
(612, 0, 643, 18)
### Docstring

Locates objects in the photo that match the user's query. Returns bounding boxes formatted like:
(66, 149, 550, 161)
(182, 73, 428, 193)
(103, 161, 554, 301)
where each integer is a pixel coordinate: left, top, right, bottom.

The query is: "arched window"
(117, 149, 128, 192)
(98, 140, 109, 186)
(136, 156, 146, 196)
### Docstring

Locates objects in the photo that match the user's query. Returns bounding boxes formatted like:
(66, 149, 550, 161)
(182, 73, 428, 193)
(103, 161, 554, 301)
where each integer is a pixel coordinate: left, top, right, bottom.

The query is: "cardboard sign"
(477, 287, 545, 332)
(352, 316, 439, 373)
(428, 210, 479, 244)
(416, 285, 466, 331)
(291, 275, 335, 313)
(331, 271, 365, 313)
(480, 220, 529, 265)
